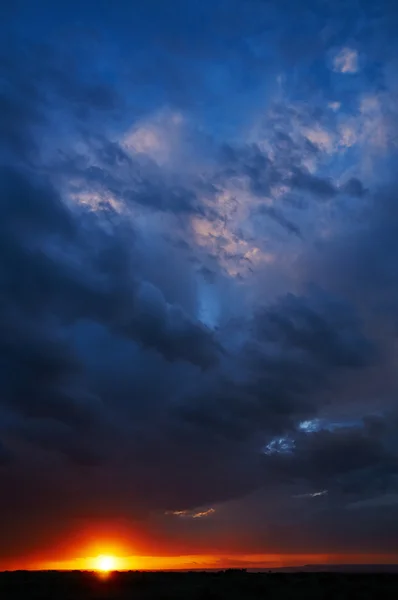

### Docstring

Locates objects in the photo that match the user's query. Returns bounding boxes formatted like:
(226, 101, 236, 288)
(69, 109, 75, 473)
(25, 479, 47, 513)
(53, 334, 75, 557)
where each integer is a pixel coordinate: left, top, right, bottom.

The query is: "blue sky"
(1, 0, 398, 568)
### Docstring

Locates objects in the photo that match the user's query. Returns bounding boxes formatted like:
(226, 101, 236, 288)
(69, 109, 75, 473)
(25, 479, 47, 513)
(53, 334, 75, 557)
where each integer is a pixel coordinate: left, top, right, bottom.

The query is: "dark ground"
(1, 570, 398, 599)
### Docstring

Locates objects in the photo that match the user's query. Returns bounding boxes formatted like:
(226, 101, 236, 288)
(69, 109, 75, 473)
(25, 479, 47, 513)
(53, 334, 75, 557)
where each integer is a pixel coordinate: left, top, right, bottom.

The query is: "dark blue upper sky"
(1, 0, 398, 567)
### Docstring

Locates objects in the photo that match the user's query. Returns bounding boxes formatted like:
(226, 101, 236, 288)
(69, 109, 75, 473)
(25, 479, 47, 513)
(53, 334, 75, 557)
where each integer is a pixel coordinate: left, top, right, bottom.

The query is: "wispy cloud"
(332, 48, 359, 74)
(346, 495, 398, 510)
(294, 490, 328, 499)
(165, 508, 216, 519)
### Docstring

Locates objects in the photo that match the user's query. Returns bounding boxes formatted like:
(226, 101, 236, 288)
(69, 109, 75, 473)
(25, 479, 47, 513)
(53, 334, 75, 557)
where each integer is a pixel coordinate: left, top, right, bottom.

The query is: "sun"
(95, 555, 117, 572)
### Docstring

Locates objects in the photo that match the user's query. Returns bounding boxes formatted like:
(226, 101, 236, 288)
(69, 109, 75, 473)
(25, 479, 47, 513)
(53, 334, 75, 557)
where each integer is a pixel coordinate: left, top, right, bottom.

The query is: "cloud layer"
(1, 0, 398, 566)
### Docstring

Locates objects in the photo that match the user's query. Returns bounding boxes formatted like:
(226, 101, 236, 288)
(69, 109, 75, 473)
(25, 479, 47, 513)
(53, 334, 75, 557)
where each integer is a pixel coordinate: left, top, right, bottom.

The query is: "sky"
(1, 0, 398, 571)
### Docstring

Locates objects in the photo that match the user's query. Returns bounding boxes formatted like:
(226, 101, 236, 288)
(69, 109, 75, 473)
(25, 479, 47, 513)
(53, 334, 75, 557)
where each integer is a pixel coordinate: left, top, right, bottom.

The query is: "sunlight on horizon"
(24, 551, 398, 574)
(95, 555, 117, 573)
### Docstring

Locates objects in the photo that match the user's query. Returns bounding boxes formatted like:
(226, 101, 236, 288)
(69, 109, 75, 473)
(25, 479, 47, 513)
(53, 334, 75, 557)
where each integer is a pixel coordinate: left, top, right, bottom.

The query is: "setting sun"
(95, 555, 117, 572)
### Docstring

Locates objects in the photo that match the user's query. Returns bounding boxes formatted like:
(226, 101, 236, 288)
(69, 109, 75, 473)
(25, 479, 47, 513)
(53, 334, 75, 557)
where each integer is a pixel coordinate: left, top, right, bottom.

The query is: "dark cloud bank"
(1, 0, 398, 564)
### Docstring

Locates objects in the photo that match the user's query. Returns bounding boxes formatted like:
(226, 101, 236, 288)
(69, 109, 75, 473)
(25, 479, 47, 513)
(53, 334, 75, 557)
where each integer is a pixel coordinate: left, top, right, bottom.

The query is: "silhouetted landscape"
(1, 569, 398, 599)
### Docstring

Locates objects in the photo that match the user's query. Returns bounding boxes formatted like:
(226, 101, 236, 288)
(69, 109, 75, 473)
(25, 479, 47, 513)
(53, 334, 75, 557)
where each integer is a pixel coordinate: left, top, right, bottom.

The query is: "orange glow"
(13, 551, 398, 573)
(2, 524, 398, 573)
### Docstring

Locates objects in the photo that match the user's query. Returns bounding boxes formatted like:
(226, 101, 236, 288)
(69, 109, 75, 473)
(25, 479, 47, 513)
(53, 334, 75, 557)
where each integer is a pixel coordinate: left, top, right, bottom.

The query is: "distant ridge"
(263, 564, 398, 573)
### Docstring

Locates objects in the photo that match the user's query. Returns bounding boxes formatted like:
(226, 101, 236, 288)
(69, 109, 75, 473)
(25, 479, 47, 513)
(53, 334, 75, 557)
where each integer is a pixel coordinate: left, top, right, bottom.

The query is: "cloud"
(218, 141, 339, 200)
(0, 166, 221, 370)
(289, 168, 337, 198)
(341, 177, 367, 197)
(257, 206, 302, 237)
(252, 288, 375, 369)
(332, 48, 359, 74)
(165, 508, 216, 519)
(346, 494, 398, 510)
(294, 490, 328, 499)
(176, 287, 377, 459)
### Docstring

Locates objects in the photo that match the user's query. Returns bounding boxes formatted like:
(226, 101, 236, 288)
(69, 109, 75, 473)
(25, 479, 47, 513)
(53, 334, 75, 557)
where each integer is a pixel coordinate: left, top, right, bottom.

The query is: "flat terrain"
(1, 570, 398, 599)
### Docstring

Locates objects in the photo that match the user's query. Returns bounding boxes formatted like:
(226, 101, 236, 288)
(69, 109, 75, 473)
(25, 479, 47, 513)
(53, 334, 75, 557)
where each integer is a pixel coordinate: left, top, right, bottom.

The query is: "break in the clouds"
(1, 0, 398, 567)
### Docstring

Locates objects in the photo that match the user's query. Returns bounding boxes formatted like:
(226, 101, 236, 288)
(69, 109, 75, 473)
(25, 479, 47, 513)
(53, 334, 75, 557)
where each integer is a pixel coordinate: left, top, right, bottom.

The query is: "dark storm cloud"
(0, 38, 120, 167)
(305, 180, 398, 332)
(289, 167, 337, 198)
(0, 166, 220, 371)
(0, 79, 42, 160)
(341, 177, 367, 198)
(0, 163, 223, 538)
(0, 152, 380, 526)
(252, 289, 375, 369)
(218, 141, 340, 200)
(62, 140, 215, 218)
(267, 424, 391, 483)
(176, 288, 376, 451)
(219, 144, 277, 197)
(257, 205, 302, 237)
(10, 417, 105, 466)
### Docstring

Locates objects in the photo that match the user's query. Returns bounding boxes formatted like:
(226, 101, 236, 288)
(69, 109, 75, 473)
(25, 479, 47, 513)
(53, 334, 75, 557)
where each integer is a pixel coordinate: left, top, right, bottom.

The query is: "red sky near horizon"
(1, 519, 397, 572)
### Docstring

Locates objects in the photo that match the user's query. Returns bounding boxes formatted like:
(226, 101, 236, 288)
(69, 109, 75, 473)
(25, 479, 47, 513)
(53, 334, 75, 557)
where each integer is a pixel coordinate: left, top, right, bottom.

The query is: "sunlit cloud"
(328, 102, 341, 112)
(294, 490, 328, 499)
(69, 190, 124, 213)
(298, 420, 322, 433)
(263, 437, 296, 456)
(165, 508, 216, 519)
(332, 48, 359, 74)
(123, 110, 185, 165)
(304, 126, 335, 154)
(338, 124, 357, 149)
